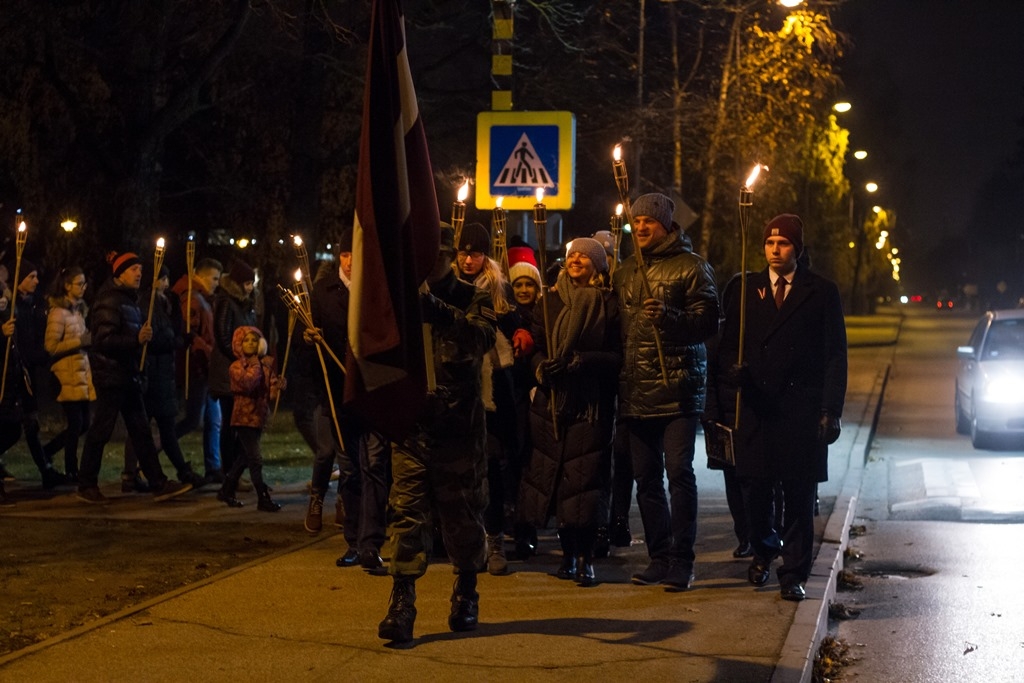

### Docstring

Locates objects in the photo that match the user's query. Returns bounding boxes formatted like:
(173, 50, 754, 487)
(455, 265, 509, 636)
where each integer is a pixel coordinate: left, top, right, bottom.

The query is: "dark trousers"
(629, 415, 699, 566)
(126, 412, 190, 478)
(387, 430, 487, 578)
(741, 475, 817, 587)
(311, 411, 389, 553)
(216, 394, 238, 472)
(79, 386, 166, 489)
(227, 426, 266, 489)
(723, 465, 750, 545)
(175, 379, 221, 474)
(54, 401, 90, 477)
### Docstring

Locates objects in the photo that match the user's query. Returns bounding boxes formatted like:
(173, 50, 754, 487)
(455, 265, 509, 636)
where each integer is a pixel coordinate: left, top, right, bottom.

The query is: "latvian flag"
(345, 0, 441, 441)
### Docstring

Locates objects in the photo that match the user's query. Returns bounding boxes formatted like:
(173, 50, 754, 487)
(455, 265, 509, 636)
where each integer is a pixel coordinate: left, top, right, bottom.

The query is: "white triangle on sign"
(494, 133, 555, 188)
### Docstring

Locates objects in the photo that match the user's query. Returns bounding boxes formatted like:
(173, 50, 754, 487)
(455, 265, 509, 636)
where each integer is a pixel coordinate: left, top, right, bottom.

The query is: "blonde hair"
(456, 256, 512, 315)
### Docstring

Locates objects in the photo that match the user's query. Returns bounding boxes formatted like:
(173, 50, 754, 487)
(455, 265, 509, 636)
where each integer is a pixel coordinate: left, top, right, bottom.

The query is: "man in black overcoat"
(714, 214, 847, 601)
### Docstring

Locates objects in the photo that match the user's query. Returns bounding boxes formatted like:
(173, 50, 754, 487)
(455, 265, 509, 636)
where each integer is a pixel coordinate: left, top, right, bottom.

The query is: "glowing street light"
(833, 101, 852, 113)
(865, 181, 879, 193)
(853, 150, 868, 160)
(61, 219, 77, 233)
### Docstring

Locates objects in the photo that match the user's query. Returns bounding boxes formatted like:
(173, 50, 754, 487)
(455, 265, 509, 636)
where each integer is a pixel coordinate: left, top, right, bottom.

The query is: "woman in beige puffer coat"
(44, 267, 96, 480)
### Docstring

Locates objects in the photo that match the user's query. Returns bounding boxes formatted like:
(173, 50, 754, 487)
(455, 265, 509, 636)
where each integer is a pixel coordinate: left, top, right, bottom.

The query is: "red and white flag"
(345, 0, 440, 441)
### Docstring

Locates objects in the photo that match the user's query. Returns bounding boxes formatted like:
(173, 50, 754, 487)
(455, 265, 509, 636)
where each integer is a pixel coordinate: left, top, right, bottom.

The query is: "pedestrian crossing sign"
(475, 111, 575, 210)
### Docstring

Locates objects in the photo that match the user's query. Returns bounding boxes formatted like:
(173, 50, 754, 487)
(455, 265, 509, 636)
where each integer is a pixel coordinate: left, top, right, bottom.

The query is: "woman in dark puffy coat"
(124, 266, 205, 488)
(518, 238, 621, 587)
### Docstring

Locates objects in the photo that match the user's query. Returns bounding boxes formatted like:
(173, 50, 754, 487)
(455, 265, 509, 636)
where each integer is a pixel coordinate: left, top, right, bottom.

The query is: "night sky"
(835, 0, 1024, 287)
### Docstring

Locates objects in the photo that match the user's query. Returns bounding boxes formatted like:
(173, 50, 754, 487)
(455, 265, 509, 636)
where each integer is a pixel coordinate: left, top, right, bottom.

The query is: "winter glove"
(818, 412, 841, 445)
(535, 357, 568, 387)
(723, 362, 750, 389)
(512, 328, 535, 357)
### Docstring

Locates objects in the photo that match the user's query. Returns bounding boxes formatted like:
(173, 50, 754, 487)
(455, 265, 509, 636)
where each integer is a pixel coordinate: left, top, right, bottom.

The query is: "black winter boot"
(217, 477, 243, 508)
(555, 527, 577, 580)
(256, 484, 282, 512)
(378, 576, 417, 643)
(575, 525, 597, 587)
(448, 572, 479, 632)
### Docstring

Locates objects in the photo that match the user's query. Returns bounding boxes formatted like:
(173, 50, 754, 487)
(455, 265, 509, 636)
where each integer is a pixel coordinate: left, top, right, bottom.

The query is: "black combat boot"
(378, 576, 417, 643)
(448, 572, 479, 632)
(256, 484, 282, 512)
(555, 527, 577, 580)
(217, 476, 243, 508)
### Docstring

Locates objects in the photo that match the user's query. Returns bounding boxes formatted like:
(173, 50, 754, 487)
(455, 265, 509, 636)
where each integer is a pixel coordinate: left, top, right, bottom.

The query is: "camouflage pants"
(386, 430, 488, 578)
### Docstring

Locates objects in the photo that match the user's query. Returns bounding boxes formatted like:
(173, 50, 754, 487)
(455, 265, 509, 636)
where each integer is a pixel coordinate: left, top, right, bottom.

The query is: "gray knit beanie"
(566, 237, 609, 273)
(630, 193, 675, 231)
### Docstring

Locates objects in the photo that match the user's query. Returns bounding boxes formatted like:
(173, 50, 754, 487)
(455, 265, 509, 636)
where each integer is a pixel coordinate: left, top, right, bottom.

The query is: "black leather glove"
(723, 362, 750, 389)
(818, 412, 841, 445)
(541, 356, 569, 379)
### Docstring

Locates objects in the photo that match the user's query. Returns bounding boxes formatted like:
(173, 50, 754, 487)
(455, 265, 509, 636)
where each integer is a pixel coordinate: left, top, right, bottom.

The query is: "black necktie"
(774, 278, 788, 310)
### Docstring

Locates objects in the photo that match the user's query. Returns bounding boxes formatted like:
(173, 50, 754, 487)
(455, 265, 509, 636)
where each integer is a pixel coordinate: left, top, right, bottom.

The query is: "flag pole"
(184, 236, 195, 400)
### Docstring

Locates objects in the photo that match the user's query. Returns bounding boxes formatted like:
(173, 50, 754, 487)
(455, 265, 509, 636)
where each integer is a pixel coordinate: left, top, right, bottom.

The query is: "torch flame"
(496, 195, 504, 209)
(613, 145, 622, 162)
(156, 237, 165, 249)
(17, 221, 26, 233)
(616, 203, 623, 217)
(744, 164, 762, 190)
(535, 187, 545, 203)
(293, 235, 303, 247)
(457, 180, 470, 202)
(294, 268, 303, 282)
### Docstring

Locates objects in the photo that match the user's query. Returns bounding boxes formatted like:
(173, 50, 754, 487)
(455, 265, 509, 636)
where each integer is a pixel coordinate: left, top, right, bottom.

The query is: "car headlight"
(982, 375, 1024, 403)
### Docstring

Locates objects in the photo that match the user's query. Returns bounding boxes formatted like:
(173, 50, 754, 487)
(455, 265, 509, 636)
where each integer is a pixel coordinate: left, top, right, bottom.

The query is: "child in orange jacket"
(217, 325, 285, 511)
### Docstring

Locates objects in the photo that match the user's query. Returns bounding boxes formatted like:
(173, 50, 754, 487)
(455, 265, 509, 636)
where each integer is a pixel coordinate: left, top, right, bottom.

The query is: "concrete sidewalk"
(0, 336, 895, 682)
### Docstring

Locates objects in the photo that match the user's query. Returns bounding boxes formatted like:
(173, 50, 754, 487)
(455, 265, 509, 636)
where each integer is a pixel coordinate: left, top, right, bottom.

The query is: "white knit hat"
(509, 261, 542, 289)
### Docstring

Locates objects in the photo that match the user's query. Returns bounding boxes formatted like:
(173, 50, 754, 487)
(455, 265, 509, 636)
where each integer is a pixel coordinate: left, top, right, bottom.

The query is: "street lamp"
(833, 101, 852, 113)
(61, 219, 77, 233)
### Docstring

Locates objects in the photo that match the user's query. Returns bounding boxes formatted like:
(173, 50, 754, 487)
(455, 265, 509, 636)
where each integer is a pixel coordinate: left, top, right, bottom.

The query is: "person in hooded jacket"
(518, 237, 622, 587)
(216, 325, 284, 511)
(209, 259, 257, 477)
(612, 192, 719, 592)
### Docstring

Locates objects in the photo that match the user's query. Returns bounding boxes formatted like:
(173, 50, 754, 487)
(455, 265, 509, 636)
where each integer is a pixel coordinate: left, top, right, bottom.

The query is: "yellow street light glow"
(779, 0, 804, 7)
(854, 150, 868, 160)
(833, 102, 852, 113)
(848, 241, 856, 249)
(865, 182, 879, 193)
(61, 219, 77, 233)
(237, 238, 249, 249)
(873, 205, 883, 213)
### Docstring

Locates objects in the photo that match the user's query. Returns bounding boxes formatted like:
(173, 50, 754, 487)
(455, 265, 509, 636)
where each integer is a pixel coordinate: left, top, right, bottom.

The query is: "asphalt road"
(834, 311, 1024, 682)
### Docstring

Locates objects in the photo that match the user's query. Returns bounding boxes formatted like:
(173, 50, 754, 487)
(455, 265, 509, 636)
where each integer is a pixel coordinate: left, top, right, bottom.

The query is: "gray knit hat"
(566, 237, 609, 273)
(630, 193, 676, 231)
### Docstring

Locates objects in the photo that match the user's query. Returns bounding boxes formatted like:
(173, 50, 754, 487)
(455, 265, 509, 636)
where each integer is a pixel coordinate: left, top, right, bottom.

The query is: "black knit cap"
(457, 222, 491, 256)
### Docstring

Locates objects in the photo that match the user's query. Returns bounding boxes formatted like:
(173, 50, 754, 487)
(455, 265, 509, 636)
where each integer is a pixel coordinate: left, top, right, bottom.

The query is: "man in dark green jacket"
(378, 224, 497, 645)
(612, 192, 719, 592)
